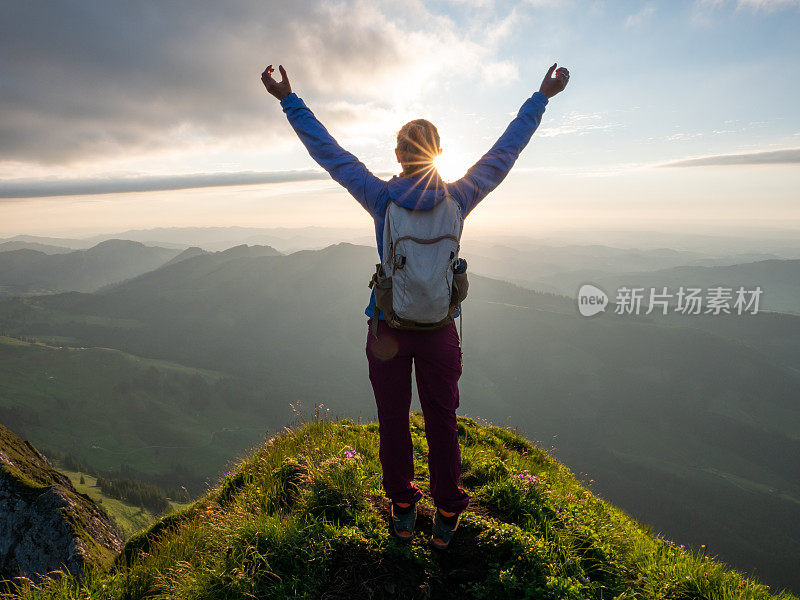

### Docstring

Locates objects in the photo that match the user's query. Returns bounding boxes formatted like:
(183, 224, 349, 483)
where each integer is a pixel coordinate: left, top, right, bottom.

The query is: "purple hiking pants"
(366, 318, 470, 514)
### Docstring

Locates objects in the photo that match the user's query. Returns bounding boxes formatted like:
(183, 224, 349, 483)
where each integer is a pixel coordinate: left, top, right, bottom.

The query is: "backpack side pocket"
(452, 272, 468, 304)
(370, 264, 394, 319)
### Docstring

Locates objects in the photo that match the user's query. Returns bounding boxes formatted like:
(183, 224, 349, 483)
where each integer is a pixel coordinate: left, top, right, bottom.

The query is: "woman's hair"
(396, 119, 440, 173)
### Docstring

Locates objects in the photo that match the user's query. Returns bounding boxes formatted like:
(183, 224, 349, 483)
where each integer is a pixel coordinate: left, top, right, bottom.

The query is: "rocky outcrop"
(0, 424, 122, 584)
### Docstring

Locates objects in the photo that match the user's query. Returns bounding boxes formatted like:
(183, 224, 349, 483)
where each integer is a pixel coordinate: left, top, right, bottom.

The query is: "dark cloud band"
(0, 170, 332, 199)
(660, 148, 800, 168)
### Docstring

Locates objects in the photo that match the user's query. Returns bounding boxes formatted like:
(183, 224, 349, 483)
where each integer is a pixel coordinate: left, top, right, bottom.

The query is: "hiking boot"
(390, 501, 417, 542)
(429, 508, 461, 550)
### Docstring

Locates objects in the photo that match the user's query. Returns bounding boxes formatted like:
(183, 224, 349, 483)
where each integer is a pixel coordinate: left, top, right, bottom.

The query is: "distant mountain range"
(466, 241, 784, 282)
(5, 224, 800, 256)
(0, 240, 180, 295)
(0, 227, 369, 253)
(0, 240, 72, 254)
(0, 240, 281, 296)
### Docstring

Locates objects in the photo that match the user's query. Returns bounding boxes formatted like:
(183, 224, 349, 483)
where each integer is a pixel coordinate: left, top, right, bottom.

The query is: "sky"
(0, 0, 799, 238)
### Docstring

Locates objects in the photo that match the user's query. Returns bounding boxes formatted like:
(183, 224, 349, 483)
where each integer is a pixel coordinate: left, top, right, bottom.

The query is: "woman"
(261, 63, 570, 549)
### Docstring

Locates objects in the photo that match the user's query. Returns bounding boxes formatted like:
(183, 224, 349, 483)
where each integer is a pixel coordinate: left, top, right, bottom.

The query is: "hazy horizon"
(5, 223, 800, 257)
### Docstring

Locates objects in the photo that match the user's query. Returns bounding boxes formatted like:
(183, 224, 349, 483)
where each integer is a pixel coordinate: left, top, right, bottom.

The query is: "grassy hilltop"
(7, 414, 795, 600)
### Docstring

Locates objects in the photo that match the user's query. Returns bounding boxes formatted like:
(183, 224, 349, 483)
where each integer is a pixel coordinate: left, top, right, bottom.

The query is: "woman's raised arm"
(261, 65, 385, 217)
(448, 63, 570, 216)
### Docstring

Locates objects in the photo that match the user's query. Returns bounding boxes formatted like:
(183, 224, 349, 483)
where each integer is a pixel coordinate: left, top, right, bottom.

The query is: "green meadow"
(0, 336, 275, 492)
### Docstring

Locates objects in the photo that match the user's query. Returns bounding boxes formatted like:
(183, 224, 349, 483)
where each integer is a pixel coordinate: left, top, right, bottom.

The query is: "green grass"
(0, 335, 271, 487)
(60, 468, 191, 540)
(0, 335, 223, 377)
(5, 413, 794, 600)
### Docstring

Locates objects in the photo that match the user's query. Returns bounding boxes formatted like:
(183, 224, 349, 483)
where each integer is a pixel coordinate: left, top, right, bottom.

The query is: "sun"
(433, 149, 468, 182)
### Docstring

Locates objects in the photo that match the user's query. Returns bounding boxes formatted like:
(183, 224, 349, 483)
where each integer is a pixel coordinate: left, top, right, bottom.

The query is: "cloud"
(736, 0, 800, 9)
(664, 132, 704, 141)
(0, 170, 346, 199)
(691, 0, 799, 23)
(695, 0, 800, 11)
(524, 0, 564, 6)
(659, 148, 800, 167)
(625, 3, 657, 27)
(0, 1, 520, 167)
(448, 0, 495, 6)
(537, 112, 617, 138)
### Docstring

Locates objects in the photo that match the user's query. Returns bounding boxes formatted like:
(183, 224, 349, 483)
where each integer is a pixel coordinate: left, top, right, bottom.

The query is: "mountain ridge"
(0, 240, 181, 296)
(7, 415, 796, 599)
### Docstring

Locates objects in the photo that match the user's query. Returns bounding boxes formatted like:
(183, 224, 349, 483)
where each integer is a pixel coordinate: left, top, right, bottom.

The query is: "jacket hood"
(386, 171, 448, 211)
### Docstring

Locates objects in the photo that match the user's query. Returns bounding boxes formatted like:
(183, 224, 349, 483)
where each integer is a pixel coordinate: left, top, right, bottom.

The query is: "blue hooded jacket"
(279, 90, 549, 319)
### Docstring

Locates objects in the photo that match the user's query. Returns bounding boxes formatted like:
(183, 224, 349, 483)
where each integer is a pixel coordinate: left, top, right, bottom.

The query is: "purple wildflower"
(342, 446, 360, 460)
(514, 470, 539, 485)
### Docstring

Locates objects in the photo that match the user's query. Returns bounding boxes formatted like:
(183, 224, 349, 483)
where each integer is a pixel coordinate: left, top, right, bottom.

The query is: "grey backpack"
(369, 193, 468, 337)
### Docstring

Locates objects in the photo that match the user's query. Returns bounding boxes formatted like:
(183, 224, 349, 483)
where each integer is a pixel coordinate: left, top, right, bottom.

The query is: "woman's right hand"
(539, 63, 570, 98)
(261, 64, 292, 101)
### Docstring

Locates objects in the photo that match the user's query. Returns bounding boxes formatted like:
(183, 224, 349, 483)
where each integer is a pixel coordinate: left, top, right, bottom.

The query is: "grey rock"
(0, 424, 123, 585)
